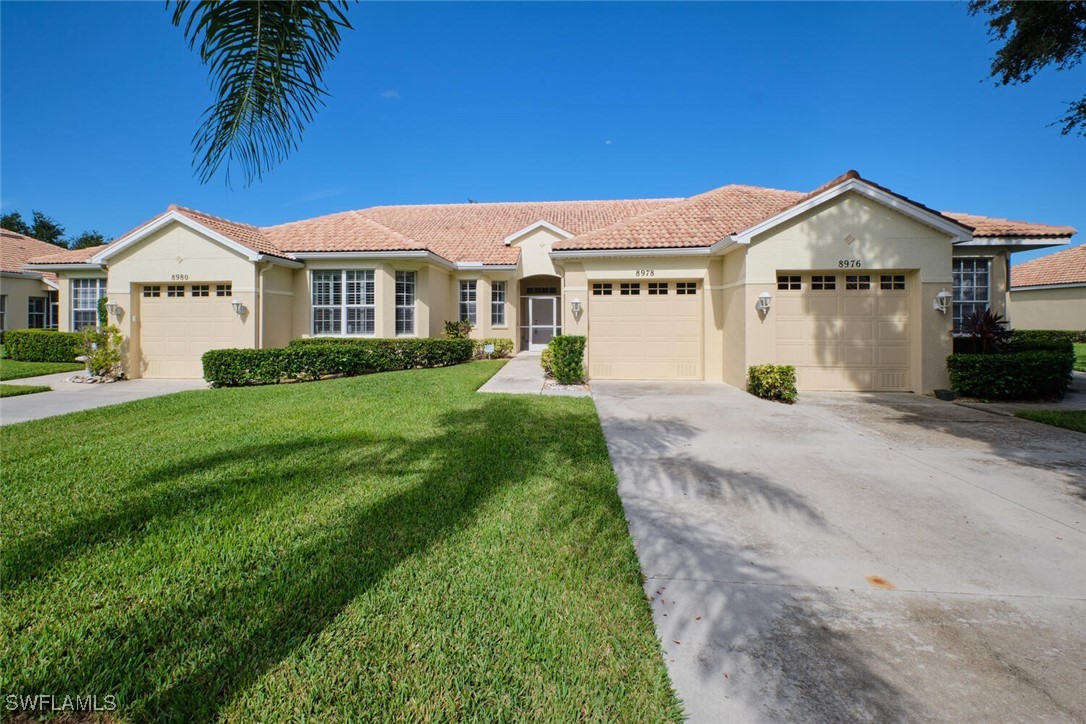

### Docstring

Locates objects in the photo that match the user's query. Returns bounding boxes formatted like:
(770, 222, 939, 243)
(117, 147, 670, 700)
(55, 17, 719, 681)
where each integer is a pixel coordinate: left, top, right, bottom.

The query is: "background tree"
(969, 1, 1086, 136)
(168, 1, 353, 186)
(69, 231, 108, 250)
(1, 211, 31, 236)
(29, 211, 67, 247)
(1, 210, 110, 249)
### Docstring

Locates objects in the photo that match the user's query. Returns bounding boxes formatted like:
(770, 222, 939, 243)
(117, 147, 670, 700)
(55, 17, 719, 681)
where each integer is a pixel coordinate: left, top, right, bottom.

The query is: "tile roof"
(939, 212, 1077, 238)
(1011, 244, 1086, 287)
(1, 229, 67, 282)
(24, 244, 110, 265)
(170, 205, 291, 259)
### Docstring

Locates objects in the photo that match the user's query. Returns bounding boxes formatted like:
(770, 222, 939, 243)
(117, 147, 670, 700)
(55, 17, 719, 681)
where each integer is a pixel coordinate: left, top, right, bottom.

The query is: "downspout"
(258, 261, 273, 348)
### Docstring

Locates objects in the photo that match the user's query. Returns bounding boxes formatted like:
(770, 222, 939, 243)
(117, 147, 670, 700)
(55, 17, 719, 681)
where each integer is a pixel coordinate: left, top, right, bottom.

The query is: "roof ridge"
(363, 197, 686, 211)
(170, 203, 262, 231)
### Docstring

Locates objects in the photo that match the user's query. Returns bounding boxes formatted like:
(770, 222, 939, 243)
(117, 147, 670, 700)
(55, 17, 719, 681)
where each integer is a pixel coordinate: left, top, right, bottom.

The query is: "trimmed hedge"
(548, 335, 586, 384)
(747, 364, 798, 403)
(205, 338, 474, 386)
(1010, 329, 1085, 346)
(947, 349, 1074, 400)
(4, 329, 81, 362)
(473, 338, 514, 359)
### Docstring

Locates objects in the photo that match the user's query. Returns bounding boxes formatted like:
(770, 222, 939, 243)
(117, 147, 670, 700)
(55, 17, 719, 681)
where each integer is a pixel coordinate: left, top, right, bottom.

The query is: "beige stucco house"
(1, 229, 61, 334)
(24, 171, 1076, 391)
(1008, 244, 1086, 331)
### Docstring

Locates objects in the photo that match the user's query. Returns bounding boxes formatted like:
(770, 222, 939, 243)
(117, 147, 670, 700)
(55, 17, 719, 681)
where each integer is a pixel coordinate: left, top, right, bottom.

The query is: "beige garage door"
(139, 284, 239, 378)
(775, 272, 910, 391)
(588, 280, 703, 380)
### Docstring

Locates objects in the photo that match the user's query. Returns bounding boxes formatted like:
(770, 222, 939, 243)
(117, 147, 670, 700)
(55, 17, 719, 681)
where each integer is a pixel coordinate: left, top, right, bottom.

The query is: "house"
(1008, 244, 1086, 332)
(1, 229, 62, 334)
(23, 171, 1076, 391)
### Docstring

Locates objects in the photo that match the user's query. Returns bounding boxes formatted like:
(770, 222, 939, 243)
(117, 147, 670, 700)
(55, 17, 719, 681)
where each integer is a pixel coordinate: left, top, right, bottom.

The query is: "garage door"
(139, 283, 240, 378)
(775, 272, 910, 391)
(588, 280, 702, 380)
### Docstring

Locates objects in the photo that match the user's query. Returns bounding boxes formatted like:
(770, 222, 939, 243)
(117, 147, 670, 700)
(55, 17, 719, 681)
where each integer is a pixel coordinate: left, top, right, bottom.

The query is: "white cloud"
(604, 139, 612, 145)
(380, 89, 401, 99)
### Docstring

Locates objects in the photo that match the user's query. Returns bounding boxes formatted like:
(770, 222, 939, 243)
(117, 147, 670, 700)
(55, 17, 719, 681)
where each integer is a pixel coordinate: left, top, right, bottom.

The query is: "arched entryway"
(518, 274, 561, 351)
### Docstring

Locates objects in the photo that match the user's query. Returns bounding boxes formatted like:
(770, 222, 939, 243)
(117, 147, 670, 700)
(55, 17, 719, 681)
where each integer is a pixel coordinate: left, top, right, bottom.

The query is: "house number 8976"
(837, 260, 862, 268)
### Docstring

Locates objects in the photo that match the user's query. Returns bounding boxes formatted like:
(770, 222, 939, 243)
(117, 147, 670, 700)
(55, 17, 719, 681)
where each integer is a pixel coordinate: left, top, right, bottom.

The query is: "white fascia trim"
(291, 250, 456, 270)
(956, 236, 1071, 248)
(503, 220, 573, 246)
(731, 178, 973, 245)
(550, 246, 712, 259)
(256, 254, 304, 269)
(90, 210, 282, 265)
(23, 263, 106, 271)
(456, 262, 518, 271)
(1010, 282, 1086, 291)
(2, 270, 43, 281)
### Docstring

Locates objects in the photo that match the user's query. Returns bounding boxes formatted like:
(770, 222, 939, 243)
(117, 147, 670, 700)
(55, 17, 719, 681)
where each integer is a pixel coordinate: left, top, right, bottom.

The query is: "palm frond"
(169, 1, 352, 186)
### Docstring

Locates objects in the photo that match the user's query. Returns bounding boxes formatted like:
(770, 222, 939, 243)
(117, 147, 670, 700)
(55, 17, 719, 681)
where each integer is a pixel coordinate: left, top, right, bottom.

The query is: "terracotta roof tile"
(2, 229, 70, 282)
(169, 205, 290, 259)
(1011, 244, 1086, 287)
(263, 211, 429, 255)
(25, 244, 110, 265)
(940, 212, 1077, 238)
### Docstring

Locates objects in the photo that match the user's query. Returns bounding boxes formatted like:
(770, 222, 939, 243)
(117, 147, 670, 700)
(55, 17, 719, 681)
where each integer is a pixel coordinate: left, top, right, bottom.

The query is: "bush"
(206, 338, 475, 386)
(540, 347, 554, 378)
(97, 297, 109, 328)
(547, 335, 586, 384)
(947, 349, 1074, 400)
(443, 320, 473, 339)
(473, 338, 514, 359)
(747, 364, 798, 403)
(4, 329, 81, 362)
(79, 324, 125, 378)
(1010, 329, 1085, 346)
(961, 309, 1012, 354)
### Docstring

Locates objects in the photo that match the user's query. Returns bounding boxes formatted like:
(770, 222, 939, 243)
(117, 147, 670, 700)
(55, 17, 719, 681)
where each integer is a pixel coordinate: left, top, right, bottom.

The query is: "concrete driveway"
(1, 373, 207, 425)
(593, 381, 1085, 723)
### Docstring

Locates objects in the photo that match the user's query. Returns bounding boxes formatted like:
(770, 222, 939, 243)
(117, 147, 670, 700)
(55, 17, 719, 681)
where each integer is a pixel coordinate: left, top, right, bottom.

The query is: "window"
(491, 280, 506, 326)
(459, 280, 477, 324)
(811, 275, 836, 291)
(620, 282, 640, 295)
(71, 278, 106, 330)
(312, 270, 375, 335)
(167, 285, 185, 298)
(777, 275, 801, 290)
(953, 258, 990, 334)
(525, 286, 557, 295)
(191, 284, 210, 297)
(28, 297, 47, 329)
(592, 283, 613, 296)
(216, 284, 232, 297)
(880, 275, 906, 291)
(396, 271, 416, 335)
(676, 282, 698, 295)
(648, 282, 669, 295)
(845, 275, 871, 291)
(0, 295, 5, 331)
(142, 285, 161, 298)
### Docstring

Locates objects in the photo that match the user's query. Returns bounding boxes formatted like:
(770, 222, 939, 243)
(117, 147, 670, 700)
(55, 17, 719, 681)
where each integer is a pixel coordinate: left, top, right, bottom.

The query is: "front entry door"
(529, 297, 557, 351)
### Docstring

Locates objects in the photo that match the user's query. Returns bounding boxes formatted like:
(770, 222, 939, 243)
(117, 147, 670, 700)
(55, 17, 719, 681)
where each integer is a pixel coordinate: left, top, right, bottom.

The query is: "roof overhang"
(89, 210, 300, 267)
(956, 236, 1071, 249)
(504, 220, 573, 246)
(2, 270, 52, 285)
(727, 178, 974, 245)
(290, 250, 456, 270)
(22, 263, 105, 272)
(1010, 282, 1086, 291)
(551, 246, 712, 259)
(455, 262, 518, 271)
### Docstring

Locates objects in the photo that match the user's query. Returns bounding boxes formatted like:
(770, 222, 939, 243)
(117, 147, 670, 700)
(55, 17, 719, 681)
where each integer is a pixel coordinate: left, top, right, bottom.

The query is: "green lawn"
(0, 383, 51, 398)
(0, 357, 83, 380)
(1075, 342, 1086, 372)
(0, 362, 680, 721)
(1015, 409, 1086, 433)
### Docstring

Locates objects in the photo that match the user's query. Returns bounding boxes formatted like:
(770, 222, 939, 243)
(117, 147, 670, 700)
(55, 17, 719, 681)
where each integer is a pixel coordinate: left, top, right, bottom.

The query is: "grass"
(0, 362, 680, 722)
(1075, 342, 1086, 372)
(0, 357, 83, 381)
(1015, 409, 1086, 433)
(0, 383, 51, 398)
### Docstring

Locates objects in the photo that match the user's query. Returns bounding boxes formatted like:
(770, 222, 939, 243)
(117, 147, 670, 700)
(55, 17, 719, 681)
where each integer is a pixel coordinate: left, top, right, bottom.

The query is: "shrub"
(947, 349, 1074, 400)
(443, 320, 473, 339)
(540, 347, 554, 378)
(1010, 329, 1085, 346)
(79, 324, 125, 378)
(961, 309, 1011, 354)
(97, 297, 109, 328)
(206, 338, 475, 386)
(747, 364, 798, 403)
(547, 335, 586, 384)
(473, 338, 514, 359)
(4, 329, 81, 362)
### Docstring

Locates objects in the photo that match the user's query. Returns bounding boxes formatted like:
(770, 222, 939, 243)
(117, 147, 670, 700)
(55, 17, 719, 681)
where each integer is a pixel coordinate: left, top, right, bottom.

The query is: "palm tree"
(168, 1, 353, 186)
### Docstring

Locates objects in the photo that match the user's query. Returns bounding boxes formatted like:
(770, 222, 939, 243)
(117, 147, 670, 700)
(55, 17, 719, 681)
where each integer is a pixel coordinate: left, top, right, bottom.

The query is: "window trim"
(952, 256, 992, 335)
(71, 278, 106, 331)
(395, 270, 417, 337)
(459, 280, 478, 325)
(27, 296, 48, 329)
(491, 280, 507, 327)
(310, 269, 376, 337)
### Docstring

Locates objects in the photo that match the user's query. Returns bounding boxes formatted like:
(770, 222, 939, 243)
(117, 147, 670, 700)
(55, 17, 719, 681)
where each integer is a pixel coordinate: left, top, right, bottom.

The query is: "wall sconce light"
(570, 297, 582, 315)
(933, 289, 952, 314)
(106, 301, 121, 317)
(231, 298, 245, 316)
(756, 291, 772, 313)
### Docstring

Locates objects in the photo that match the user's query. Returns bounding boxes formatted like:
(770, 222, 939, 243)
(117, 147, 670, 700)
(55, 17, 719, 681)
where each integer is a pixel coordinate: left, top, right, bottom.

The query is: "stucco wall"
(260, 264, 295, 348)
(1008, 285, 1086, 331)
(1, 275, 54, 332)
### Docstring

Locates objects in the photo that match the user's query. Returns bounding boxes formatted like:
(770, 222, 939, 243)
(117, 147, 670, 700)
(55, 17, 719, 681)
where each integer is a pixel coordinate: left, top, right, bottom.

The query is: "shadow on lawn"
(17, 394, 608, 720)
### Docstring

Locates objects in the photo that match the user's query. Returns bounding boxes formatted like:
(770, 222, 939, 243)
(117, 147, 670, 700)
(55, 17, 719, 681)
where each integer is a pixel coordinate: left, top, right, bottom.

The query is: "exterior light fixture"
(231, 298, 245, 315)
(570, 298, 583, 314)
(756, 291, 772, 312)
(106, 301, 121, 317)
(933, 289, 952, 314)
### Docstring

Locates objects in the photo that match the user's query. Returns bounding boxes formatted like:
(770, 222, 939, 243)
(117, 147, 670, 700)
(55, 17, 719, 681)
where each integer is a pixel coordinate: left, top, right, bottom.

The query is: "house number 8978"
(635, 269, 655, 277)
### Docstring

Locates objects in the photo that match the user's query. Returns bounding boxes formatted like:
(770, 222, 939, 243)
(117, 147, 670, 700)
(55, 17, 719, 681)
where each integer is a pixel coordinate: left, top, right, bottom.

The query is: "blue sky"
(2, 1, 1083, 262)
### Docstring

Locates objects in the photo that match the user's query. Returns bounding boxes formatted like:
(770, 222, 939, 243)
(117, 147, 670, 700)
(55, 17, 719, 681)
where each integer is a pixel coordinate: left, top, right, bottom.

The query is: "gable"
(106, 220, 258, 288)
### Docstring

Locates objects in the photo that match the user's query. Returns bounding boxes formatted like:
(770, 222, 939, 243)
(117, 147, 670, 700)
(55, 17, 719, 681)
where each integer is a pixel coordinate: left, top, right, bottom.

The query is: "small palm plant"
(961, 308, 1012, 354)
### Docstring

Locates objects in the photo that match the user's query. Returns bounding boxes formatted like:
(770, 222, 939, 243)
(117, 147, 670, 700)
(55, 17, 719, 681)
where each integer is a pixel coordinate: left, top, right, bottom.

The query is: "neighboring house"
(24, 171, 1076, 390)
(1008, 244, 1086, 331)
(1, 229, 62, 334)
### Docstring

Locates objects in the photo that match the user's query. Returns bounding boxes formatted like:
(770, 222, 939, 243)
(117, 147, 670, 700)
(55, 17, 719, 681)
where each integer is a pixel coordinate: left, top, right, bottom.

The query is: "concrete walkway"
(594, 381, 1085, 723)
(477, 352, 590, 397)
(1, 373, 208, 425)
